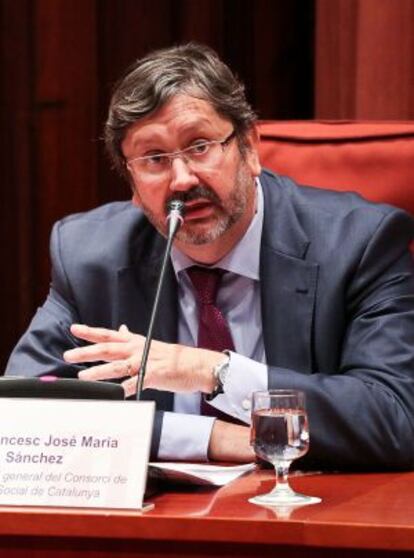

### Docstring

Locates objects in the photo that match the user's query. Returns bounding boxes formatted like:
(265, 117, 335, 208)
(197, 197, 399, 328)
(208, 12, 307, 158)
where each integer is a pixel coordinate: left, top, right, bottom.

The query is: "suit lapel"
(116, 235, 177, 410)
(114, 172, 318, 406)
(260, 173, 319, 374)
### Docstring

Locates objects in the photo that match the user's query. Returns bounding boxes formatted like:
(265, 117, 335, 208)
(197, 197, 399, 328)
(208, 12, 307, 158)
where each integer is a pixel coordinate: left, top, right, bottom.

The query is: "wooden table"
(0, 469, 414, 557)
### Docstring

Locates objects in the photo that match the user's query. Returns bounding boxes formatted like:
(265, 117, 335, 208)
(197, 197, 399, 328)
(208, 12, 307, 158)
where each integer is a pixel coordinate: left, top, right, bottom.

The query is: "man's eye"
(146, 154, 168, 166)
(189, 142, 211, 156)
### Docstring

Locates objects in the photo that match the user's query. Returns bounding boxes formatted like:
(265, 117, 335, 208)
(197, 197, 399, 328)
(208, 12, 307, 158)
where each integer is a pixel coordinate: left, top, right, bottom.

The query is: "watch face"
(218, 360, 230, 385)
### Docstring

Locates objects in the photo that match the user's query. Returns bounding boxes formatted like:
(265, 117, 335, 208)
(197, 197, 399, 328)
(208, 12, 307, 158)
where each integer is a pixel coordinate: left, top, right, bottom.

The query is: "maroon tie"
(187, 266, 241, 422)
(187, 267, 235, 353)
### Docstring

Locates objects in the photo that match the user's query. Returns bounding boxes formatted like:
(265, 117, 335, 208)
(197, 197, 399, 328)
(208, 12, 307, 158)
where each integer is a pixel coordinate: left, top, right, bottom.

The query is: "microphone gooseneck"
(135, 200, 185, 400)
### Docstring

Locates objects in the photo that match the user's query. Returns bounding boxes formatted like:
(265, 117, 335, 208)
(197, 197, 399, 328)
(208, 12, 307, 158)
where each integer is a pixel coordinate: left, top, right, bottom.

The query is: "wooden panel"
(33, 0, 98, 302)
(314, 0, 358, 118)
(0, 471, 414, 556)
(0, 0, 35, 370)
(315, 0, 414, 118)
(252, 0, 315, 119)
(355, 0, 414, 118)
(174, 0, 224, 49)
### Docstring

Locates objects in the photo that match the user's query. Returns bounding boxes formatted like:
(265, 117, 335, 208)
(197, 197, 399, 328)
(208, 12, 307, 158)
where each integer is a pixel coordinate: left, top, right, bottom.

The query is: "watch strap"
(205, 351, 230, 401)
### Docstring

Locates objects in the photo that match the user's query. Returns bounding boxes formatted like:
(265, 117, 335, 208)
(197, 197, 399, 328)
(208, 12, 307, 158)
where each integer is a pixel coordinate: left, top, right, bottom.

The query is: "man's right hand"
(64, 323, 224, 397)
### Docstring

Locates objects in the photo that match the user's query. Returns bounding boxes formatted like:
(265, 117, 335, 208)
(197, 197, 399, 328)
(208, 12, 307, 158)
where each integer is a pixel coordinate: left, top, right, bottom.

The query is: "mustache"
(166, 185, 221, 209)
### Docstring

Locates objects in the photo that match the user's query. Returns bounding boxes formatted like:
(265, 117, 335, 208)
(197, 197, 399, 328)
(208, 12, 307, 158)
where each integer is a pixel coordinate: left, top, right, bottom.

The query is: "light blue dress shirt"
(158, 181, 268, 461)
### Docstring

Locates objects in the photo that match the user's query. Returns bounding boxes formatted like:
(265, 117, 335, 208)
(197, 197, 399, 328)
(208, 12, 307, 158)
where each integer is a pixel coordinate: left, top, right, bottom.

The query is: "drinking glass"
(249, 389, 321, 507)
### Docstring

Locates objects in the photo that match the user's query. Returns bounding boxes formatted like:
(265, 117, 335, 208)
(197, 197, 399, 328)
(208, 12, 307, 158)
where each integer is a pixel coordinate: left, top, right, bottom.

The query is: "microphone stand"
(135, 200, 184, 400)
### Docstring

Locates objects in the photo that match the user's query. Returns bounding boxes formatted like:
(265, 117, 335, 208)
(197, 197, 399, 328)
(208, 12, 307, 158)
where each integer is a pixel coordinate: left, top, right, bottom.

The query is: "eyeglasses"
(126, 130, 236, 182)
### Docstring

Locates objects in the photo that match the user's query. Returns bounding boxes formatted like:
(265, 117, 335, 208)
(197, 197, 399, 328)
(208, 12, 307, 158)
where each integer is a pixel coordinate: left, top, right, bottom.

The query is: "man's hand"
(64, 323, 225, 397)
(208, 420, 255, 463)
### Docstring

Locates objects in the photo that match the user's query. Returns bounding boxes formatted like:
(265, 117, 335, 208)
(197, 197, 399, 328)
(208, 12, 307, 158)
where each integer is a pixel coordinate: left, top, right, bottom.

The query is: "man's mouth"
(183, 199, 216, 221)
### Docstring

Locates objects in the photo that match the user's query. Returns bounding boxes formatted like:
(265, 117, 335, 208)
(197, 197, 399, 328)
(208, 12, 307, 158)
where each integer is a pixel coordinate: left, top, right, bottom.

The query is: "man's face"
(121, 94, 261, 254)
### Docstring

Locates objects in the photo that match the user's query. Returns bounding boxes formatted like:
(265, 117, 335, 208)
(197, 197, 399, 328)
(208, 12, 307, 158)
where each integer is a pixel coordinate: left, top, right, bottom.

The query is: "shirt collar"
(171, 179, 263, 281)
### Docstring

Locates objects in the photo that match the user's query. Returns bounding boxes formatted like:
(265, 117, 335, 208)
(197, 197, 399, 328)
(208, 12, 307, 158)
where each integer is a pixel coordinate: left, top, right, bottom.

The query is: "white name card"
(0, 398, 155, 510)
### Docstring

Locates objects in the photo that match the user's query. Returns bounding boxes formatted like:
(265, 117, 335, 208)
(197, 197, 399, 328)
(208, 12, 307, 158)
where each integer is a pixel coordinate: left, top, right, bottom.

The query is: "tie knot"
(187, 266, 224, 305)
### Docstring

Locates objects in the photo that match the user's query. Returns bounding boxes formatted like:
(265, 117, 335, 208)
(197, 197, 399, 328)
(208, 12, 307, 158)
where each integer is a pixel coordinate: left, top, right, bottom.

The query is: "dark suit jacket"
(6, 170, 414, 470)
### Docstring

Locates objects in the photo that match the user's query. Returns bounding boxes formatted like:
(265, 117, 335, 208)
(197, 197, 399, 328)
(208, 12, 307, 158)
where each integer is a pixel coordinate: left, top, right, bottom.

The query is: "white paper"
(0, 398, 154, 510)
(149, 462, 255, 486)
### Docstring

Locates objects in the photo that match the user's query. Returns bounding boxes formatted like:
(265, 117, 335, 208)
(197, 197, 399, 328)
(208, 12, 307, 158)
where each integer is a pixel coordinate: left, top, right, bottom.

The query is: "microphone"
(166, 199, 185, 239)
(135, 199, 185, 400)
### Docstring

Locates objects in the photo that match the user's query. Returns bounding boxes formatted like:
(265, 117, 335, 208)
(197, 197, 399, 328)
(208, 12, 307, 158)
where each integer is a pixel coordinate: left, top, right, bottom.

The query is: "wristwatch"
(205, 352, 230, 401)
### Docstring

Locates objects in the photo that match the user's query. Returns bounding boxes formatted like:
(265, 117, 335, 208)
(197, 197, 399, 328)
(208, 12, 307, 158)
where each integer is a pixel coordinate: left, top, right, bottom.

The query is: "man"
(6, 43, 414, 470)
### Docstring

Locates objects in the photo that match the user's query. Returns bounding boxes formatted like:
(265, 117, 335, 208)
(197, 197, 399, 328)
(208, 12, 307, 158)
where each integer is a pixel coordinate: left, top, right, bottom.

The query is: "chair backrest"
(257, 121, 414, 216)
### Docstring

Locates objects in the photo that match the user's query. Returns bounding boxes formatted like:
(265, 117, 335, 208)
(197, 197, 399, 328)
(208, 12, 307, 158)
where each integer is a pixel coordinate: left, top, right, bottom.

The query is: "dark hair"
(104, 42, 257, 178)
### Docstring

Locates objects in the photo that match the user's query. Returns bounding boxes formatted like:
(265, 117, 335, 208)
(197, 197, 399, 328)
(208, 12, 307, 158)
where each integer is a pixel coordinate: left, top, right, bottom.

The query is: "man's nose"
(169, 156, 199, 192)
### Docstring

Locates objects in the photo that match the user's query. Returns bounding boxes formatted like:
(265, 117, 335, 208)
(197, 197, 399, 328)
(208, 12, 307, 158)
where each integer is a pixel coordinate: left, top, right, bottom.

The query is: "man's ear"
(128, 178, 142, 207)
(243, 125, 262, 177)
(131, 191, 142, 207)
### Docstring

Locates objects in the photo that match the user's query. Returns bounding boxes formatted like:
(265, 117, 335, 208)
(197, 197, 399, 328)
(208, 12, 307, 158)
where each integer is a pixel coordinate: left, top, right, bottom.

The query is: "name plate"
(0, 398, 154, 510)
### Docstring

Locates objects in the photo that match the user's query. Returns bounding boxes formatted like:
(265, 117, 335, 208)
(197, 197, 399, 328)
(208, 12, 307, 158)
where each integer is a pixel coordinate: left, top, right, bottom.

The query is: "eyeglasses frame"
(125, 129, 237, 175)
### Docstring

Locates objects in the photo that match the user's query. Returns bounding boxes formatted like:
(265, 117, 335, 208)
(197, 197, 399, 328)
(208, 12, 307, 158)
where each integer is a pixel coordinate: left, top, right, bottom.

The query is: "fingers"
(65, 323, 143, 364)
(78, 363, 141, 398)
(66, 323, 210, 396)
(64, 341, 132, 364)
(78, 360, 136, 381)
(68, 323, 143, 395)
(70, 323, 132, 343)
(122, 376, 139, 398)
(78, 366, 140, 399)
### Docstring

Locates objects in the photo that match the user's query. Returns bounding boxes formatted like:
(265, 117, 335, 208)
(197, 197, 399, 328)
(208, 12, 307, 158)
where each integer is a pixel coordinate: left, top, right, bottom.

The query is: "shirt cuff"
(158, 411, 216, 461)
(206, 352, 268, 424)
